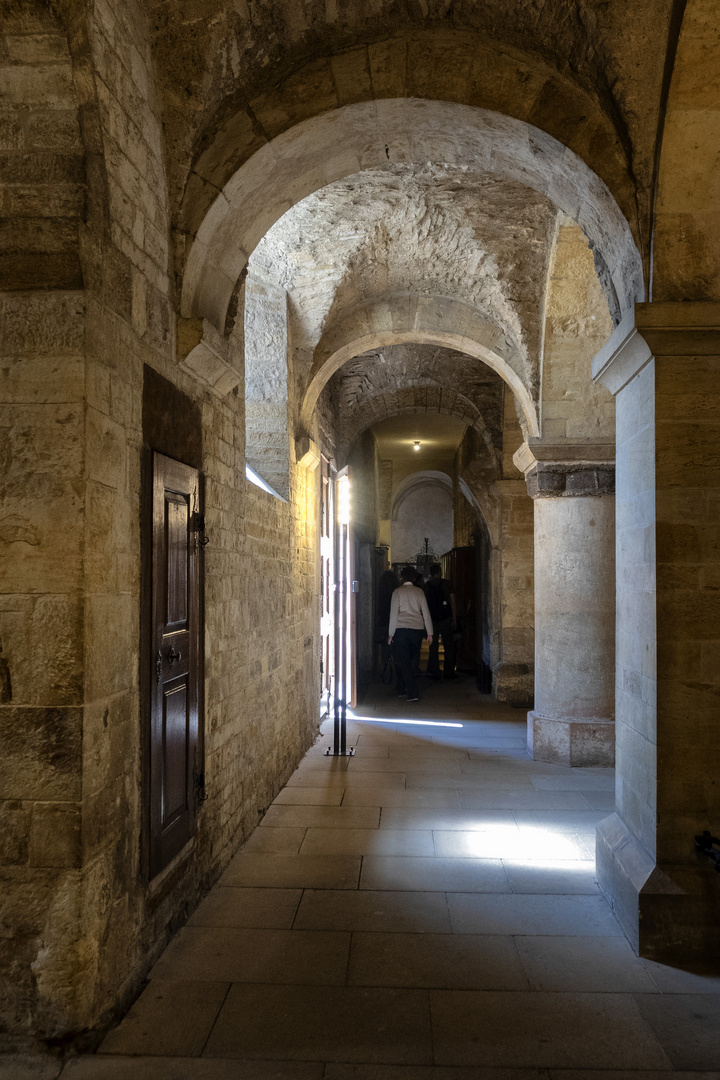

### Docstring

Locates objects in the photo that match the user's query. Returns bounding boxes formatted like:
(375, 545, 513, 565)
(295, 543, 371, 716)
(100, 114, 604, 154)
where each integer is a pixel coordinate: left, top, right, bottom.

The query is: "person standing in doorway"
(424, 562, 457, 679)
(388, 565, 433, 702)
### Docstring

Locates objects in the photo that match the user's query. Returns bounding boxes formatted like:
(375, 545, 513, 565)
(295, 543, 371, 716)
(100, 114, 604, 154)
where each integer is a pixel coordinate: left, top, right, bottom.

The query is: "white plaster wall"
(392, 484, 453, 564)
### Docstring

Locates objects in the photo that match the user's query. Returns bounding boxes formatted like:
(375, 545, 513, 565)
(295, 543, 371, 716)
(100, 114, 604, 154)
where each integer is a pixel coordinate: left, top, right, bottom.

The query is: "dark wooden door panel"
(150, 452, 201, 877)
(162, 680, 190, 827)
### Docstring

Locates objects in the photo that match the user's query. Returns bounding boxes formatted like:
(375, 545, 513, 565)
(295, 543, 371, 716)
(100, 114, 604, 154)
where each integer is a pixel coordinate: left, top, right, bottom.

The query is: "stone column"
(514, 442, 616, 767)
(592, 302, 720, 961)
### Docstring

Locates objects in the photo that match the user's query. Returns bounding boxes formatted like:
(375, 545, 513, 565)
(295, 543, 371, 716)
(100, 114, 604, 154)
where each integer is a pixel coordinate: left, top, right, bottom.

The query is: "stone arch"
(304, 294, 540, 438)
(334, 386, 497, 469)
(651, 0, 720, 301)
(176, 27, 640, 250)
(179, 99, 643, 347)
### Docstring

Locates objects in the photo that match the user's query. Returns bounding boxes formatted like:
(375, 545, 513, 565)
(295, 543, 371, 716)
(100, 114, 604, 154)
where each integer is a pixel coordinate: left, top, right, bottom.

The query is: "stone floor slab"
(149, 927, 350, 985)
(433, 831, 587, 862)
(501, 861, 598, 895)
(261, 805, 380, 830)
(272, 788, 345, 806)
(514, 935, 658, 991)
(511, 811, 607, 832)
(203, 984, 433, 1064)
(98, 980, 229, 1057)
(341, 789, 463, 809)
(221, 853, 361, 889)
(348, 932, 529, 990)
(379, 809, 516, 832)
(529, 775, 615, 792)
(63, 1058, 324, 1079)
(640, 959, 720, 993)
(324, 1069, 551, 1080)
(0, 1057, 61, 1080)
(360, 856, 509, 893)
(430, 990, 671, 1068)
(459, 791, 592, 811)
(242, 827, 307, 854)
(293, 889, 452, 933)
(632, 994, 720, 1070)
(301, 828, 434, 856)
(188, 887, 302, 929)
(447, 894, 622, 936)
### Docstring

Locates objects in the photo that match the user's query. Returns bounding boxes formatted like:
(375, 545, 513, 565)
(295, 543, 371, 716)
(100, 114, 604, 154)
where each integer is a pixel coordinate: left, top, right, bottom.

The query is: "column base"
(596, 813, 720, 961)
(527, 711, 615, 766)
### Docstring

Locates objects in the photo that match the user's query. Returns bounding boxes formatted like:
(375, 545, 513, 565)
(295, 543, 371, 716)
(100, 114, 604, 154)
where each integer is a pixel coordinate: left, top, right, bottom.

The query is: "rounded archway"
(180, 99, 643, 340)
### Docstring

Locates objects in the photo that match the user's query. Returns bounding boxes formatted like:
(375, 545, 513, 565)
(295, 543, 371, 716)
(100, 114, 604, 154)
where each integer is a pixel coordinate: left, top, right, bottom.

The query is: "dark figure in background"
(376, 568, 400, 683)
(424, 562, 457, 678)
(388, 565, 433, 702)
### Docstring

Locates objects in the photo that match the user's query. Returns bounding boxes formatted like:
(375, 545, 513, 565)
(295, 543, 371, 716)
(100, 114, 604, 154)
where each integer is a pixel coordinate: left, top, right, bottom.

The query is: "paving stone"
(98, 980, 229, 1056)
(293, 889, 453, 933)
(640, 959, 720, 994)
(187, 887, 302, 929)
(348, 932, 529, 990)
(221, 853, 361, 889)
(501, 860, 599, 895)
(63, 1058, 323, 1079)
(242, 827, 307, 853)
(514, 935, 658, 991)
(149, 926, 350, 984)
(433, 830, 587, 861)
(632, 994, 720, 1070)
(301, 828, 434, 856)
(360, 856, 510, 893)
(430, 990, 671, 1068)
(261, 805, 380, 829)
(379, 809, 516, 831)
(0, 1057, 61, 1080)
(341, 789, 463, 809)
(272, 787, 345, 805)
(204, 984, 433, 1063)
(447, 894, 622, 936)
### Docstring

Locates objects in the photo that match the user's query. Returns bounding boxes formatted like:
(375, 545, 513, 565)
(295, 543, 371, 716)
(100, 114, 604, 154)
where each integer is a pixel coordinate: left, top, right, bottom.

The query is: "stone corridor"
(20, 677, 720, 1079)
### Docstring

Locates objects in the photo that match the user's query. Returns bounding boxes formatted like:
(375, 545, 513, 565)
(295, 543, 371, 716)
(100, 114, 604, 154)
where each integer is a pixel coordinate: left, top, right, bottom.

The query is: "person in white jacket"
(388, 565, 433, 701)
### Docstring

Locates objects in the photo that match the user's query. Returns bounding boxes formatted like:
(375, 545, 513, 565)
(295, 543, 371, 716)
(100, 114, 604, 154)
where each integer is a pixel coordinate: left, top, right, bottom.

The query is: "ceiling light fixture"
(413, 441, 421, 451)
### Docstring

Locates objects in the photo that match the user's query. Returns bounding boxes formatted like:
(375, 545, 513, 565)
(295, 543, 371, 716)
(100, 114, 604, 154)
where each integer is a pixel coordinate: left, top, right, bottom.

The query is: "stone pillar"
(592, 302, 720, 961)
(514, 443, 616, 766)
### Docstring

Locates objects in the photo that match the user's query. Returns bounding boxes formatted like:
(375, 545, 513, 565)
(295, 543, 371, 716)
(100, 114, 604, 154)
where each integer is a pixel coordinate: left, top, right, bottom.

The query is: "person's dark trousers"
(427, 616, 456, 676)
(393, 627, 425, 698)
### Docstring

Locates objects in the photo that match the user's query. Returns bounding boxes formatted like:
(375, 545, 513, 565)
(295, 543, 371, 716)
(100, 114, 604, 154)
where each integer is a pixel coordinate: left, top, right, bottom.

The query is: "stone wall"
(0, 0, 323, 1043)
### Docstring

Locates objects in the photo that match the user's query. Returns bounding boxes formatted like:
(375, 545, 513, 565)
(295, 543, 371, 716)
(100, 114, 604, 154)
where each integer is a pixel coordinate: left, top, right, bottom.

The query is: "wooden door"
(150, 452, 201, 877)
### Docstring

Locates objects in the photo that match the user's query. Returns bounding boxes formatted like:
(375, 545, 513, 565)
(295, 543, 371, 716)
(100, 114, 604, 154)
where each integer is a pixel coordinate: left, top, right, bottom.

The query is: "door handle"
(167, 646, 182, 666)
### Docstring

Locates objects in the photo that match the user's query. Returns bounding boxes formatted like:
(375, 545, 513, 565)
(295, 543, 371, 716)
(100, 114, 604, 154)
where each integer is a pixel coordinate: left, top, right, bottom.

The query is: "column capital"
(513, 441, 615, 499)
(593, 302, 720, 396)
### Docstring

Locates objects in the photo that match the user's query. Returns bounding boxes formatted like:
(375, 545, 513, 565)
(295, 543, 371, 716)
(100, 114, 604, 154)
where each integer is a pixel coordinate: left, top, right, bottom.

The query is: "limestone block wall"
(0, 292, 87, 1035)
(0, 0, 323, 1044)
(0, 2, 85, 291)
(655, 351, 720, 864)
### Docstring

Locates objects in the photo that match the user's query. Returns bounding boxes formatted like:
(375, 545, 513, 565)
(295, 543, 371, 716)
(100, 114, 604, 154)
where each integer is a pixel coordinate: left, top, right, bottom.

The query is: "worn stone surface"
(2, 0, 719, 1046)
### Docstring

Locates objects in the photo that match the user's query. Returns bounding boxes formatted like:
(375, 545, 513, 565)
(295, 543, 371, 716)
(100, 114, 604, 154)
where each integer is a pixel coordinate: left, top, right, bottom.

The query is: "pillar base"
(597, 813, 720, 961)
(527, 711, 615, 766)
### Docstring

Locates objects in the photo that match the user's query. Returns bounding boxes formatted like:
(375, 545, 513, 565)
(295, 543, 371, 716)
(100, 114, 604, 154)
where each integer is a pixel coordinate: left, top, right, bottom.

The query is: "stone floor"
(8, 675, 720, 1079)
